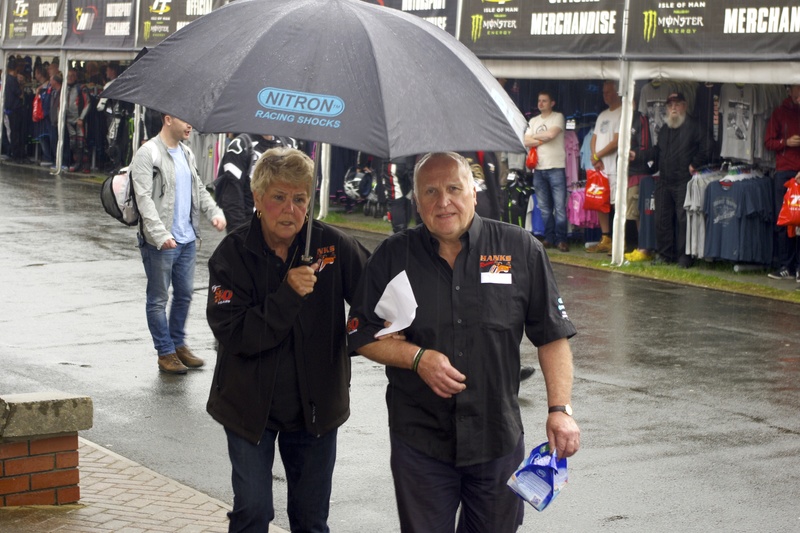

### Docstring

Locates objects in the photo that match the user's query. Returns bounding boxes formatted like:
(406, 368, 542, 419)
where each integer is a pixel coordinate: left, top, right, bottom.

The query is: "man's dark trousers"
(773, 170, 799, 273)
(655, 178, 689, 263)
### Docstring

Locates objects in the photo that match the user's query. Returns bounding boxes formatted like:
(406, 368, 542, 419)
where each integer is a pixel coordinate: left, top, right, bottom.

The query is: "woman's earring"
(256, 210, 262, 219)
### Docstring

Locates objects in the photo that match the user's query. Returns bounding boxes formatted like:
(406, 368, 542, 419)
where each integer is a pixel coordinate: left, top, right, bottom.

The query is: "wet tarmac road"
(1, 166, 799, 532)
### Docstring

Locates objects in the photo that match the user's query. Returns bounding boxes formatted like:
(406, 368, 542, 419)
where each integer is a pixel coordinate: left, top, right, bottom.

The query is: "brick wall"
(0, 433, 80, 506)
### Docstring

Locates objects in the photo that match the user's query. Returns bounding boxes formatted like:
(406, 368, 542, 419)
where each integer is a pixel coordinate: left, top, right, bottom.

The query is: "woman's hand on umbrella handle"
(286, 265, 318, 297)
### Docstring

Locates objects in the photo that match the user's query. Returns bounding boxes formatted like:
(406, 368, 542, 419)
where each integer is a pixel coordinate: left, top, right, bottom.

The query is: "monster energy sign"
(459, 0, 624, 60)
(627, 0, 800, 61)
(137, 0, 224, 47)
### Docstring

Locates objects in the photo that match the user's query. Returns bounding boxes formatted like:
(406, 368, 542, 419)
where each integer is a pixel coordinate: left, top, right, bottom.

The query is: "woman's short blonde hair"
(250, 147, 315, 198)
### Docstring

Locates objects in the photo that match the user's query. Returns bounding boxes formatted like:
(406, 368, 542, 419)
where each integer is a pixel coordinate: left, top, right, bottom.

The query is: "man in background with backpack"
(214, 133, 292, 232)
(131, 112, 226, 374)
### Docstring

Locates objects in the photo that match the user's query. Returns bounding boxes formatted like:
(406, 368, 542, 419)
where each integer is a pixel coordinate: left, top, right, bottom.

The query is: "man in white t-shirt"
(524, 91, 569, 251)
(587, 81, 622, 253)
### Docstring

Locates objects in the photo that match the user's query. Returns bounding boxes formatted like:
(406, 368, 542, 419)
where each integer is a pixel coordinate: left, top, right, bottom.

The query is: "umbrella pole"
(301, 142, 320, 264)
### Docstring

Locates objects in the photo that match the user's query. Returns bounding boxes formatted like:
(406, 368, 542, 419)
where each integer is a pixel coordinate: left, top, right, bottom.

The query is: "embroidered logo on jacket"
(212, 285, 233, 305)
(316, 245, 336, 272)
(346, 317, 359, 334)
(480, 254, 512, 274)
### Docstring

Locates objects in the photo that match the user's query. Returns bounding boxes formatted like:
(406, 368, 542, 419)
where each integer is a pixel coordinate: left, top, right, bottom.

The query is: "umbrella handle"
(301, 143, 320, 263)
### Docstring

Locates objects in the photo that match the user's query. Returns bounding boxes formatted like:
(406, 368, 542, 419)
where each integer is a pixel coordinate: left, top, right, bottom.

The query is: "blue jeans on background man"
(225, 427, 337, 533)
(139, 239, 196, 356)
(773, 170, 798, 274)
(533, 167, 568, 245)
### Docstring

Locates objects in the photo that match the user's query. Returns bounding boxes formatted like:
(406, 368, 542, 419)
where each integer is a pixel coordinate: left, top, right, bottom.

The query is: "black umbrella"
(103, 0, 528, 260)
(101, 0, 527, 158)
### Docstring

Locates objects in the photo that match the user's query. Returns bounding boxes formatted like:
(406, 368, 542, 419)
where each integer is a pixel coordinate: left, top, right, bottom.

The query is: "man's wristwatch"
(548, 404, 573, 416)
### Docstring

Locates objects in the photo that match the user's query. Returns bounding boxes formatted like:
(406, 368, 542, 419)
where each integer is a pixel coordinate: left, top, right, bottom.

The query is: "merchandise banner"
(65, 0, 136, 49)
(137, 0, 224, 47)
(459, 0, 625, 60)
(363, 0, 457, 36)
(627, 0, 800, 61)
(4, 0, 66, 48)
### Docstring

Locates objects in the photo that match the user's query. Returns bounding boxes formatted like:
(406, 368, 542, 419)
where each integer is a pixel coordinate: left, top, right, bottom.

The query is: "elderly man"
(653, 92, 709, 268)
(347, 152, 580, 532)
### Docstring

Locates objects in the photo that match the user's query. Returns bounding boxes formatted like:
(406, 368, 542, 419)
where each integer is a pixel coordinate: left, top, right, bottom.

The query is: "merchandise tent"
(0, 0, 224, 171)
(458, 0, 800, 265)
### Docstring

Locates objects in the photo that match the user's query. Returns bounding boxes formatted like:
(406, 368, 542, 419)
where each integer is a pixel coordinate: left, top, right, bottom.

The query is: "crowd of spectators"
(1, 55, 132, 172)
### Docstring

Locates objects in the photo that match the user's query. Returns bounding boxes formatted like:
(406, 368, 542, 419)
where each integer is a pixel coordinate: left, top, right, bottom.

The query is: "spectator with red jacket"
(764, 84, 800, 282)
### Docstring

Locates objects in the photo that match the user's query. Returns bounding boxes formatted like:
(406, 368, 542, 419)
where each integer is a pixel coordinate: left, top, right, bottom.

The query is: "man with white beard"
(652, 92, 709, 268)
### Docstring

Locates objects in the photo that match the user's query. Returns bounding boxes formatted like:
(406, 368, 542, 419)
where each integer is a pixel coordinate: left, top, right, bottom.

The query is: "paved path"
(0, 438, 287, 533)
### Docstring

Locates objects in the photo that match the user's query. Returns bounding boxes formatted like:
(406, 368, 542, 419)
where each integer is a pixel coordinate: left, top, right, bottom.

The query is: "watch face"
(564, 404, 573, 416)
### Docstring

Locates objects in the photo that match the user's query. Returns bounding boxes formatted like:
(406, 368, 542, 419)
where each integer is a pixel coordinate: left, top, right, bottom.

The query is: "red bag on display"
(525, 147, 538, 169)
(777, 178, 800, 227)
(583, 169, 611, 213)
(32, 94, 44, 122)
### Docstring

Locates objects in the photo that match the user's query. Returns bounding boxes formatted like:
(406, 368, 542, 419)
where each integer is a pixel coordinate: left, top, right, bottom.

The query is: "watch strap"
(548, 405, 572, 416)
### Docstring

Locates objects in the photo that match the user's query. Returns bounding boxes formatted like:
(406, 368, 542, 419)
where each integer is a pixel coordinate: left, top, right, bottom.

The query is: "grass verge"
(545, 253, 800, 304)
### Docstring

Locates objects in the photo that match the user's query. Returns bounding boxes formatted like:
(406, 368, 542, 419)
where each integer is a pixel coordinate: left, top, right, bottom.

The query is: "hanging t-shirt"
(683, 173, 719, 258)
(753, 85, 785, 166)
(703, 180, 744, 261)
(564, 130, 581, 190)
(694, 83, 722, 165)
(580, 127, 594, 170)
(719, 84, 757, 163)
(170, 146, 196, 244)
(594, 107, 622, 177)
(527, 111, 566, 170)
(638, 81, 674, 145)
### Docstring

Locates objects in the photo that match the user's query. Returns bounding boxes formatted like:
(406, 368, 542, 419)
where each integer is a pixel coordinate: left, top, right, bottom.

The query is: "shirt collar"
(420, 214, 482, 254)
(244, 214, 307, 261)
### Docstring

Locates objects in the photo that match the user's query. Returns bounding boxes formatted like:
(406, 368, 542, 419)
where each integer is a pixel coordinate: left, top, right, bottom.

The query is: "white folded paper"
(374, 271, 418, 337)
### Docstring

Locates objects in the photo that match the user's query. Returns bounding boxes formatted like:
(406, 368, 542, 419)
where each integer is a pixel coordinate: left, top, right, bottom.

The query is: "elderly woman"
(206, 147, 369, 532)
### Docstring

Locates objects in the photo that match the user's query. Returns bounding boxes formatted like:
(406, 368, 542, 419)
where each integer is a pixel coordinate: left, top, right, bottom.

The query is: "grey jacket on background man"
(130, 135, 223, 249)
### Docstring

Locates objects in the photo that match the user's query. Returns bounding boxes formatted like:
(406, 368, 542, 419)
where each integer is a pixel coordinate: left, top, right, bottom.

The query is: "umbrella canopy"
(101, 0, 527, 158)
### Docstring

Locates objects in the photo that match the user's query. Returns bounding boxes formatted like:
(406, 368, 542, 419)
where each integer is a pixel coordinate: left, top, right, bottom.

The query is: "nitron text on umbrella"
(257, 88, 345, 117)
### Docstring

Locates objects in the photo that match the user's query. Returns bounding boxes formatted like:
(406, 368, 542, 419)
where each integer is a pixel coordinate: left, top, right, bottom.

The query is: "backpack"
(100, 143, 161, 226)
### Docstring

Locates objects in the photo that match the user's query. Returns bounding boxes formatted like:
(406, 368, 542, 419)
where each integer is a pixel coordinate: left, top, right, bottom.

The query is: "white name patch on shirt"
(481, 272, 512, 284)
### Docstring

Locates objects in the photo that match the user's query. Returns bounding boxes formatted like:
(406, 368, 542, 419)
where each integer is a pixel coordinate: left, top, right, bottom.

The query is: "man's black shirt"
(348, 216, 576, 466)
